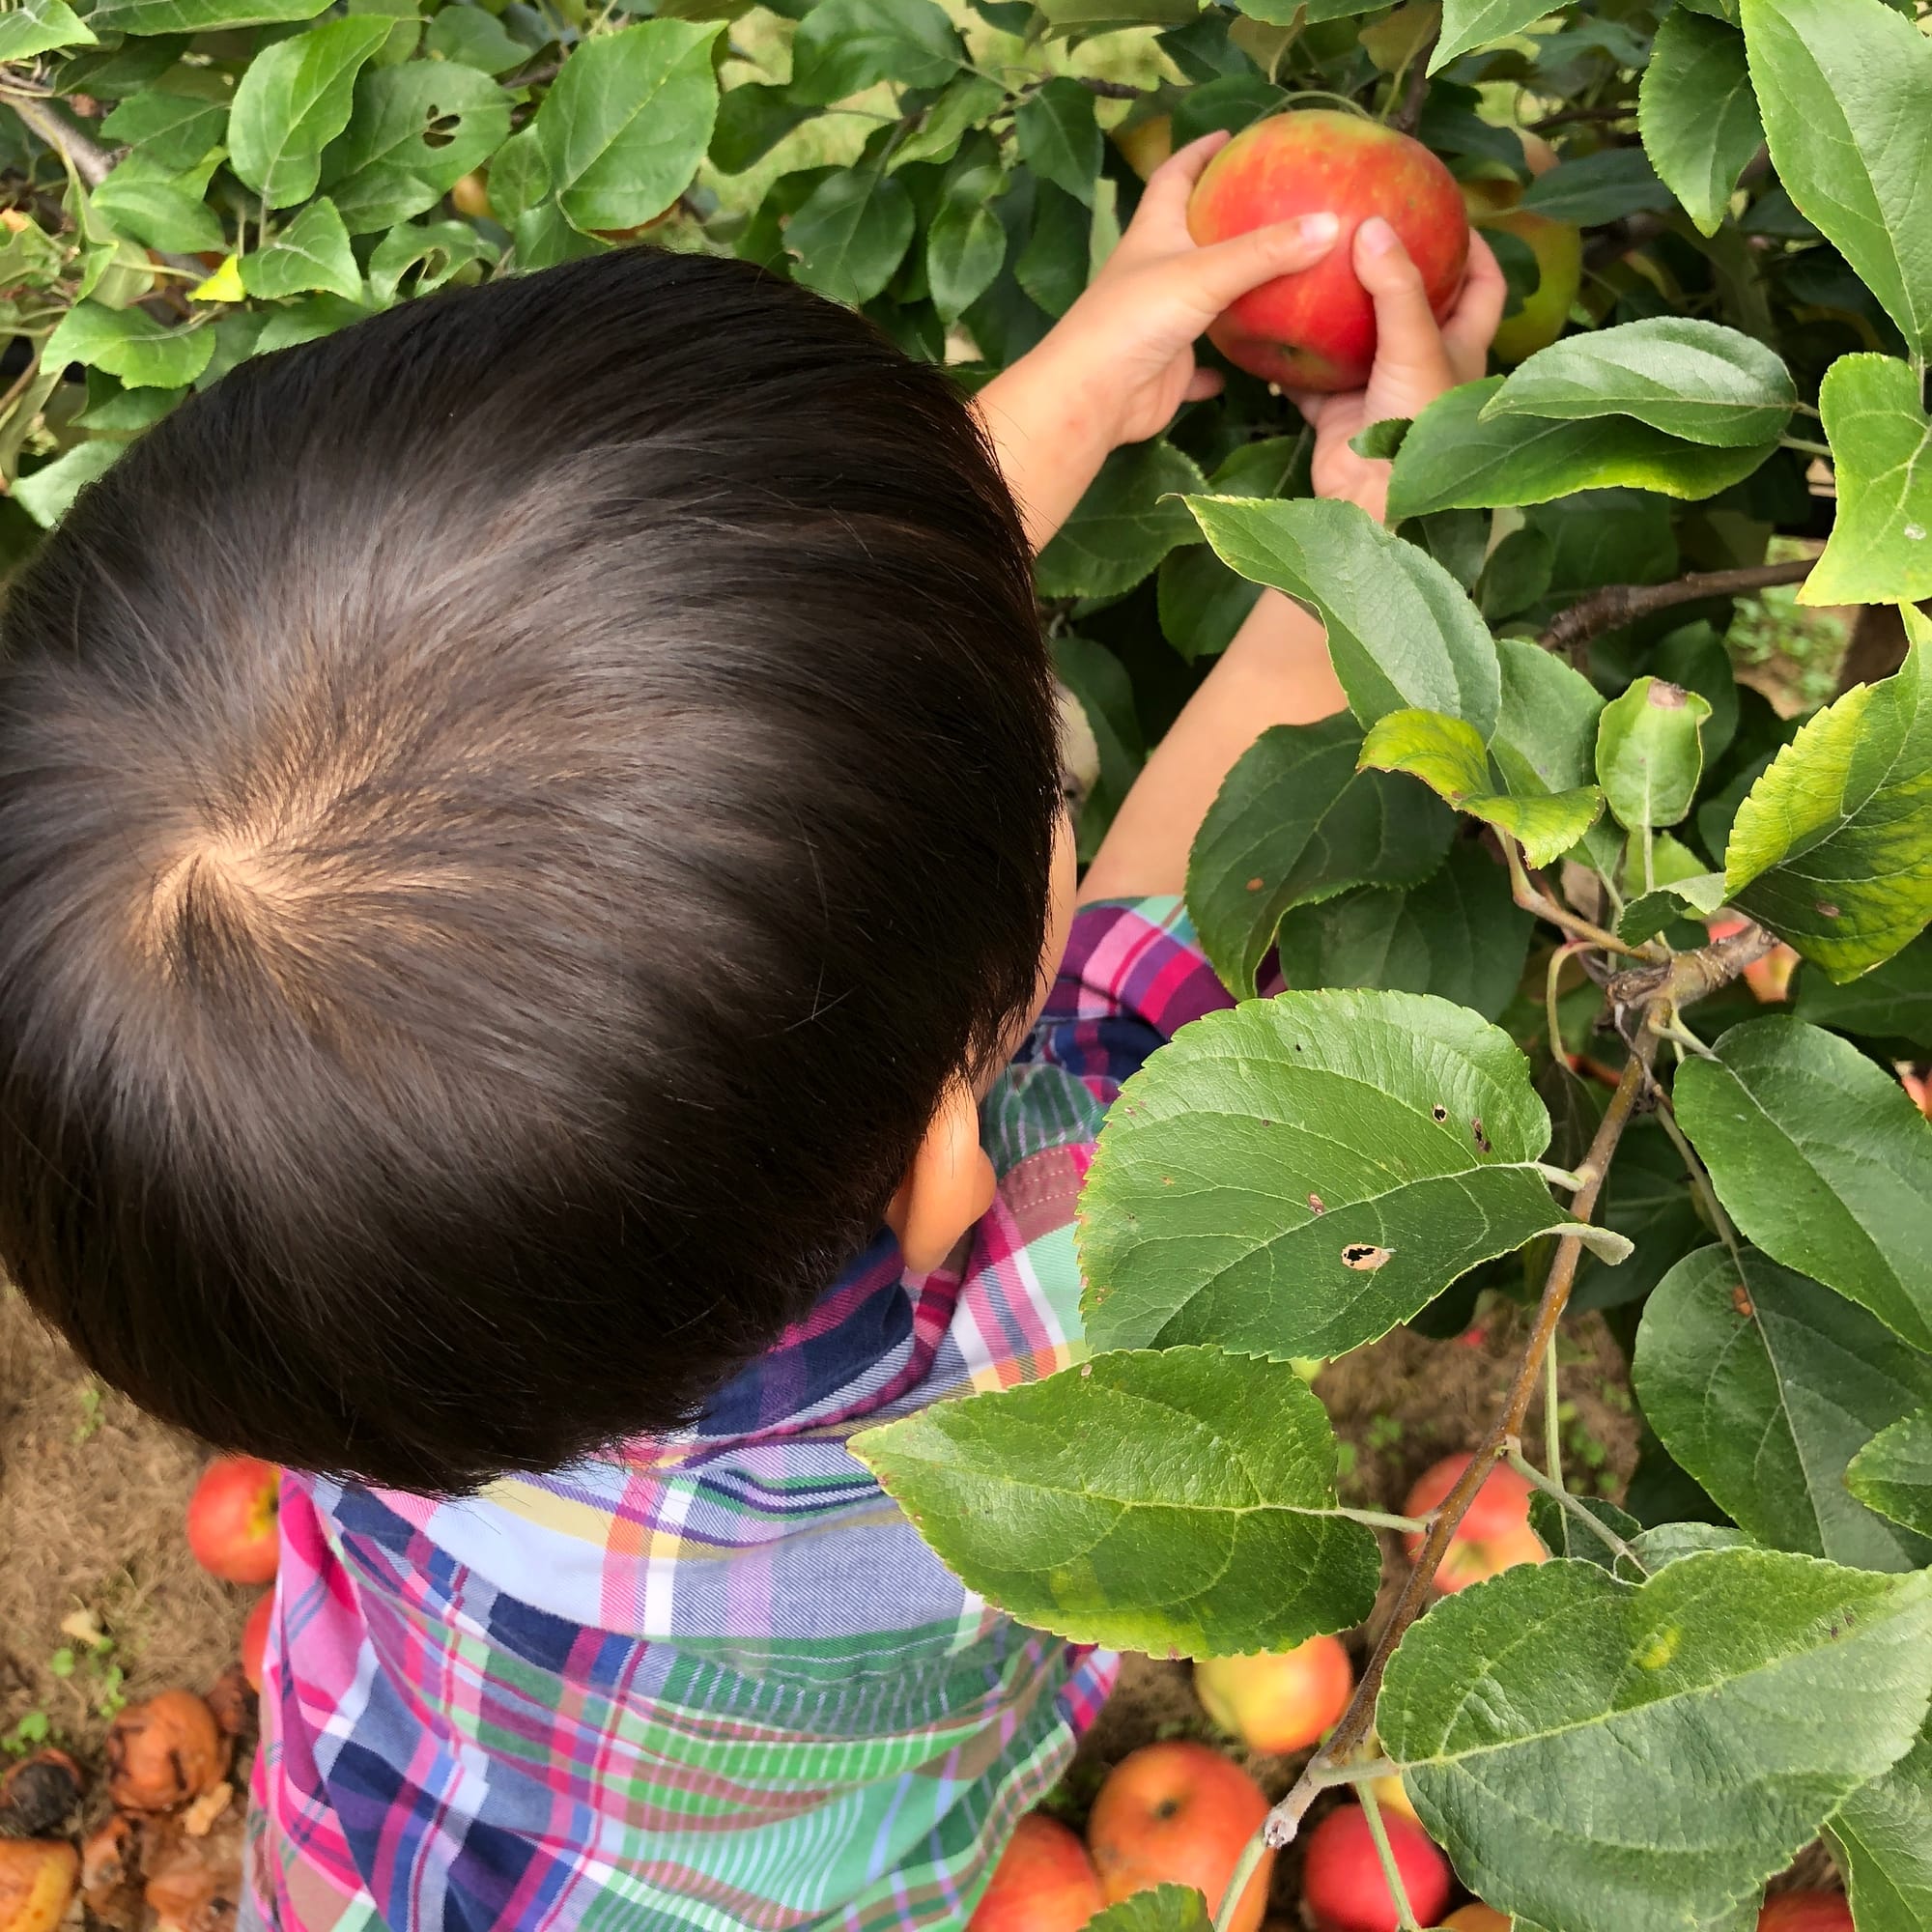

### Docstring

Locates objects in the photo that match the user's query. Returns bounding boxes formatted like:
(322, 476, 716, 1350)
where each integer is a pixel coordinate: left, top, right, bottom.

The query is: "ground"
(2, 1280, 1648, 1924)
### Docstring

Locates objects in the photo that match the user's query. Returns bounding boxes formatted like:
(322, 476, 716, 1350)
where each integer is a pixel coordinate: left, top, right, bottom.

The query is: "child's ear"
(886, 1080, 997, 1274)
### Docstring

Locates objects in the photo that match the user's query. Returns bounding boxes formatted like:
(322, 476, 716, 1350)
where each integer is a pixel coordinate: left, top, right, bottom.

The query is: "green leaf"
(1617, 871, 1727, 946)
(1849, 1411, 1932, 1540)
(1492, 636, 1605, 798)
(535, 20, 720, 236)
(1805, 355, 1932, 607)
(1276, 841, 1534, 1023)
(1831, 1713, 1932, 1932)
(240, 196, 361, 300)
(926, 153, 1007, 326)
(1187, 716, 1456, 999)
(1014, 179, 1089, 319)
(43, 300, 215, 388)
(1528, 1491, 1643, 1573)
(91, 166, 225, 254)
(849, 1347, 1381, 1658)
(1169, 72, 1285, 147)
(508, 199, 606, 271)
(1573, 1116, 1716, 1316)
(784, 166, 916, 309)
(1155, 437, 1308, 662)
(0, 0, 96, 60)
(1792, 930, 1932, 1050)
(1360, 708, 1605, 868)
(1482, 320, 1796, 451)
(1075, 1889, 1212, 1932)
(422, 3, 527, 72)
(366, 218, 494, 305)
(1015, 76, 1100, 208)
(85, 0, 326, 32)
(1634, 1246, 1932, 1571)
(322, 61, 512, 234)
(12, 439, 123, 529)
(1429, 0, 1556, 71)
(1387, 380, 1779, 520)
(1381, 1550, 1932, 1932)
(888, 73, 1003, 173)
(252, 290, 374, 354)
(1723, 641, 1932, 980)
(98, 85, 229, 170)
(1595, 675, 1714, 832)
(1740, 0, 1932, 360)
(789, 0, 962, 104)
(1518, 148, 1676, 227)
(229, 15, 394, 208)
(1077, 990, 1630, 1363)
(1181, 496, 1501, 740)
(1638, 10, 1762, 238)
(1038, 440, 1207, 602)
(1675, 1016, 1932, 1352)
(482, 124, 548, 223)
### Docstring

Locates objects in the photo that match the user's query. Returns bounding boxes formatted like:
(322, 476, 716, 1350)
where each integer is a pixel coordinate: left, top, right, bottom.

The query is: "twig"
(1544, 1338, 1563, 1488)
(1389, 32, 1436, 136)
(1077, 76, 1144, 99)
(1505, 1439, 1646, 1575)
(1262, 1045, 1655, 1851)
(1504, 838, 1639, 958)
(1540, 558, 1816, 661)
(0, 89, 116, 188)
(1529, 102, 1637, 131)
(1359, 1780, 1422, 1931)
(1605, 920, 1779, 1020)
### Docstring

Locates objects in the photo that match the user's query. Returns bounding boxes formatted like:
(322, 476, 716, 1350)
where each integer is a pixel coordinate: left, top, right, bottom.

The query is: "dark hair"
(0, 249, 1058, 1493)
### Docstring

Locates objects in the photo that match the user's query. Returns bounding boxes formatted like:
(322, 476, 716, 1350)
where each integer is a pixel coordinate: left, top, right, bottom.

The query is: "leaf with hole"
(1675, 1016, 1932, 1352)
(1181, 496, 1500, 740)
(1804, 355, 1932, 607)
(1187, 716, 1455, 999)
(849, 1347, 1380, 1658)
(1482, 320, 1796, 451)
(1387, 381, 1779, 521)
(1077, 990, 1630, 1363)
(1634, 1246, 1932, 1571)
(1723, 640, 1932, 980)
(321, 61, 511, 233)
(1378, 1548, 1932, 1932)
(1639, 8, 1762, 238)
(1360, 708, 1605, 868)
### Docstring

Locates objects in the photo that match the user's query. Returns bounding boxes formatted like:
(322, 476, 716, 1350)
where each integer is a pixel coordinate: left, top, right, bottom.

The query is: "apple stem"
(1213, 1831, 1270, 1932)
(1305, 1756, 1400, 1789)
(1531, 1160, 1588, 1192)
(1334, 1505, 1434, 1533)
(1358, 1780, 1423, 1932)
(1544, 1341, 1564, 1492)
(1504, 1440, 1648, 1577)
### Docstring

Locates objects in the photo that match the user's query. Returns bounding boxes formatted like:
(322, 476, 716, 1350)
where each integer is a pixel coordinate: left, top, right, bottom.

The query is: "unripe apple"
(1460, 176, 1582, 365)
(450, 171, 494, 221)
(1186, 109, 1468, 391)
(1111, 112, 1173, 183)
(1087, 1742, 1272, 1932)
(1194, 1633, 1352, 1753)
(966, 1814, 1105, 1932)
(1403, 1453, 1546, 1594)
(1758, 1895, 1853, 1932)
(185, 1456, 280, 1585)
(1443, 1906, 1511, 1932)
(1367, 1770, 1418, 1826)
(1301, 1804, 1452, 1932)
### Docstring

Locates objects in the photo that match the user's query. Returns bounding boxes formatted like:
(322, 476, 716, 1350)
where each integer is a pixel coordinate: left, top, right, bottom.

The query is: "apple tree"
(2, 0, 1930, 1925)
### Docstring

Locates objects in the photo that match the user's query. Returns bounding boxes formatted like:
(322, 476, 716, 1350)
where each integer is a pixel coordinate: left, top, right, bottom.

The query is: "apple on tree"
(1193, 1632, 1352, 1754)
(185, 1456, 281, 1585)
(1442, 1907, 1511, 1932)
(1301, 1804, 1452, 1932)
(1758, 1896, 1852, 1932)
(1185, 109, 1468, 391)
(965, 1814, 1103, 1932)
(1086, 1741, 1272, 1932)
(1403, 1454, 1546, 1593)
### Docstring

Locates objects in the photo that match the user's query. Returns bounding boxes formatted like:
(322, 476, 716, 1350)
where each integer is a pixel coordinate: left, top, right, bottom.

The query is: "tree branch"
(1260, 1042, 1656, 1852)
(1077, 76, 1145, 100)
(1539, 557, 1817, 662)
(1389, 33, 1436, 136)
(0, 89, 117, 189)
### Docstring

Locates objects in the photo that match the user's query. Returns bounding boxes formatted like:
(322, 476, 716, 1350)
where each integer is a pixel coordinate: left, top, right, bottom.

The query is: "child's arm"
(1076, 219, 1507, 904)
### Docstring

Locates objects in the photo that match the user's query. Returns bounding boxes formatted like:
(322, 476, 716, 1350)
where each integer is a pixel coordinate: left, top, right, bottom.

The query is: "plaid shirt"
(246, 897, 1228, 1932)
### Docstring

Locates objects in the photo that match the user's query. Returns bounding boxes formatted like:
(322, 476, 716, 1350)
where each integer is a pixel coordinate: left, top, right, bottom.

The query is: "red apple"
(1901, 1067, 1932, 1118)
(241, 1592, 272, 1695)
(1087, 1742, 1272, 1932)
(1759, 1896, 1853, 1932)
(1301, 1804, 1452, 1932)
(185, 1456, 280, 1585)
(1403, 1453, 1546, 1594)
(1194, 1634, 1352, 1753)
(1187, 109, 1468, 391)
(967, 1814, 1105, 1932)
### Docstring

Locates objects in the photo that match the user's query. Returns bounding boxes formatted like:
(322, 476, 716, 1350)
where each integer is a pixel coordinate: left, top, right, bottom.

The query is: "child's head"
(0, 250, 1064, 1493)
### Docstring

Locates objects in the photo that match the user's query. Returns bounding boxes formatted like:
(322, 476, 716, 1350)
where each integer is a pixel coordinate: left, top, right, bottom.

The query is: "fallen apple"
(1461, 177, 1583, 366)
(966, 1814, 1105, 1932)
(1403, 1453, 1547, 1594)
(185, 1456, 280, 1585)
(0, 1840, 79, 1932)
(1194, 1633, 1352, 1753)
(1087, 1741, 1272, 1932)
(106, 1690, 231, 1814)
(1758, 1896, 1853, 1932)
(1187, 108, 1468, 391)
(1300, 1804, 1452, 1932)
(0, 1749, 82, 1837)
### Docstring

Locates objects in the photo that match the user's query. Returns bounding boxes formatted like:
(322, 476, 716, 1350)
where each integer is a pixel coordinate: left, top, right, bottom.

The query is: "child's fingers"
(1441, 231, 1509, 384)
(1353, 216, 1455, 409)
(1160, 213, 1340, 321)
(1184, 365, 1224, 402)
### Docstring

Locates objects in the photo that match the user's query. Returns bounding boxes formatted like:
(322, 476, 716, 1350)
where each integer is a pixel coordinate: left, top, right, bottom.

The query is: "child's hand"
(1286, 221, 1508, 523)
(1046, 130, 1343, 450)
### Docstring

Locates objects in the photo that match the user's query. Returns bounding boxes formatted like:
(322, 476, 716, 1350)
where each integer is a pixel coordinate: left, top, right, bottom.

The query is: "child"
(0, 132, 1500, 1930)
